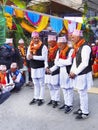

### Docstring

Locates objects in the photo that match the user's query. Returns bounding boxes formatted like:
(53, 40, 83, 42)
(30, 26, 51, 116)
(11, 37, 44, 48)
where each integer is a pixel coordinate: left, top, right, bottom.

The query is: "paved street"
(0, 79, 98, 130)
(93, 78, 98, 87)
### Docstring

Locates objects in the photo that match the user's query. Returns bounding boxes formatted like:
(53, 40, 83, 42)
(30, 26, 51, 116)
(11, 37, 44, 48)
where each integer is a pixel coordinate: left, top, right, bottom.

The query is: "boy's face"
(8, 43, 13, 47)
(32, 36, 40, 44)
(1, 70, 6, 74)
(10, 68, 17, 72)
(71, 35, 80, 45)
(57, 42, 67, 50)
(19, 43, 24, 47)
(48, 41, 56, 47)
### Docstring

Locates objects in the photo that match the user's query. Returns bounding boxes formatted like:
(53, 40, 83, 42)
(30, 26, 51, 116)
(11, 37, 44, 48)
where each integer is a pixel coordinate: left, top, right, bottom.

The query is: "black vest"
(76, 43, 92, 75)
(49, 49, 60, 75)
(66, 48, 72, 74)
(30, 44, 44, 69)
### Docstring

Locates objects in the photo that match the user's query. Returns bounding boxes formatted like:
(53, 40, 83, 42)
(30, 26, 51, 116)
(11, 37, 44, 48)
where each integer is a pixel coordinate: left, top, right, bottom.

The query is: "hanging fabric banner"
(77, 22, 82, 30)
(4, 5, 83, 34)
(64, 20, 68, 31)
(5, 6, 14, 15)
(68, 20, 76, 33)
(15, 9, 24, 18)
(21, 20, 36, 33)
(4, 13, 13, 29)
(50, 17, 63, 34)
(35, 15, 49, 32)
(25, 12, 42, 26)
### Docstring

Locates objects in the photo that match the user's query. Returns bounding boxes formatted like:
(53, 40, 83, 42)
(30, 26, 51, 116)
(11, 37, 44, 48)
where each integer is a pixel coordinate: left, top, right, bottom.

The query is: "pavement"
(88, 78, 98, 94)
(0, 78, 98, 130)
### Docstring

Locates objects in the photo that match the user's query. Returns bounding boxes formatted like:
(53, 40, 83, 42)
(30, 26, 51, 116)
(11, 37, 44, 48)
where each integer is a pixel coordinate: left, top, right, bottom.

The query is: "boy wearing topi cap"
(49, 36, 74, 113)
(27, 31, 48, 106)
(18, 39, 31, 86)
(8, 62, 25, 92)
(45, 35, 60, 108)
(70, 29, 93, 119)
(0, 65, 15, 93)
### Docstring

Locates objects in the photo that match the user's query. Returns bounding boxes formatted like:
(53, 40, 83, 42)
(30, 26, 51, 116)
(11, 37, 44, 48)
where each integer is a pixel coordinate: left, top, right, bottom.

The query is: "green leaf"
(10, 0, 26, 9)
(0, 17, 6, 46)
(3, 0, 8, 5)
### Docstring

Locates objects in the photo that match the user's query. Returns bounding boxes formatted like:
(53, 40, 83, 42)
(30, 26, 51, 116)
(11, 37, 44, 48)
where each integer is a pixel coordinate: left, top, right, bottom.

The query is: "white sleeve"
(54, 50, 63, 67)
(70, 58, 77, 72)
(26, 46, 31, 60)
(58, 49, 74, 66)
(33, 45, 48, 61)
(44, 55, 48, 68)
(50, 65, 59, 72)
(74, 45, 91, 75)
(14, 73, 22, 83)
(44, 47, 48, 68)
(50, 50, 59, 72)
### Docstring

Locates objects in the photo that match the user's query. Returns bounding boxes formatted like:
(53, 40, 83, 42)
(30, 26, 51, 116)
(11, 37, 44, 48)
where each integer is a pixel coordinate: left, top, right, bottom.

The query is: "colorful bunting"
(21, 20, 36, 33)
(35, 15, 49, 32)
(4, 13, 12, 29)
(4, 5, 84, 34)
(77, 22, 82, 30)
(25, 12, 42, 26)
(14, 9, 24, 18)
(68, 21, 76, 33)
(50, 17, 63, 34)
(64, 20, 68, 31)
(5, 6, 14, 15)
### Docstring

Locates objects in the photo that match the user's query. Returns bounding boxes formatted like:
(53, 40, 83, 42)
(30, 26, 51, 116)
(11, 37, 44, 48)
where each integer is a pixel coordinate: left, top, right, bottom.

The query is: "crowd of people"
(0, 29, 98, 120)
(0, 37, 32, 103)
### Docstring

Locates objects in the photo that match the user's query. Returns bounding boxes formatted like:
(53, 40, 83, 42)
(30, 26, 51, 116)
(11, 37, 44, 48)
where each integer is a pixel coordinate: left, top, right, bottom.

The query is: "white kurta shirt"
(27, 45, 48, 78)
(50, 48, 74, 88)
(70, 45, 93, 90)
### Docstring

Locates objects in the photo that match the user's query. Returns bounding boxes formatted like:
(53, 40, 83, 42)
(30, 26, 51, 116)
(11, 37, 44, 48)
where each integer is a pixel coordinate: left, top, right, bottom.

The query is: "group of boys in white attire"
(27, 30, 93, 120)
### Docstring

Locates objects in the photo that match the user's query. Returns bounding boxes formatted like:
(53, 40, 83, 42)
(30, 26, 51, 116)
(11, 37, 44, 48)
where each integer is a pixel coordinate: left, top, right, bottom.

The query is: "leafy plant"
(29, 2, 50, 13)
(0, 0, 30, 47)
(82, 2, 95, 43)
(10, 0, 26, 9)
(0, 0, 8, 46)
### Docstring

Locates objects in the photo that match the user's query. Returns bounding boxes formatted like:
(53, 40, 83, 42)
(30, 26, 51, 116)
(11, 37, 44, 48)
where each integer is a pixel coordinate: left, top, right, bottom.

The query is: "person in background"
(0, 65, 11, 104)
(0, 38, 15, 69)
(92, 40, 98, 78)
(0, 38, 22, 70)
(95, 40, 98, 59)
(45, 35, 60, 108)
(8, 62, 25, 92)
(91, 42, 97, 62)
(49, 36, 74, 113)
(0, 65, 15, 93)
(27, 31, 48, 106)
(18, 39, 31, 86)
(70, 29, 93, 120)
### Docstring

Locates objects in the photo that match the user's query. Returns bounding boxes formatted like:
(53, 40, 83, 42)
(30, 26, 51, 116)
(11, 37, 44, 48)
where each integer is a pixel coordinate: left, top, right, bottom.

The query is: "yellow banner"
(21, 20, 36, 33)
(35, 15, 49, 32)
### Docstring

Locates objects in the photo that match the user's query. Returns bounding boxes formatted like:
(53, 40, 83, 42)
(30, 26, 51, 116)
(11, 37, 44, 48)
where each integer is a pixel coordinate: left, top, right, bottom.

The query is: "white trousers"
(47, 84, 60, 101)
(33, 77, 45, 100)
(78, 88, 89, 114)
(62, 88, 73, 106)
(2, 85, 15, 93)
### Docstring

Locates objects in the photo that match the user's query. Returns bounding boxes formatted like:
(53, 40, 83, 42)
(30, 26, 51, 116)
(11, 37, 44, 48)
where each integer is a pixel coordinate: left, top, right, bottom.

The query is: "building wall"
(51, 0, 82, 10)
(30, 0, 82, 10)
